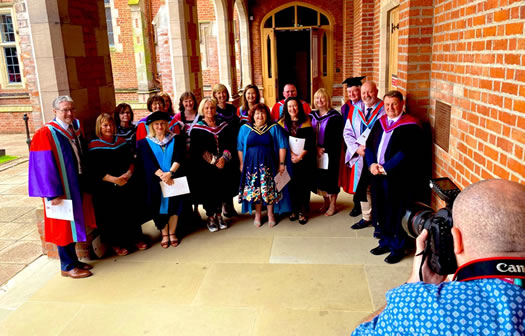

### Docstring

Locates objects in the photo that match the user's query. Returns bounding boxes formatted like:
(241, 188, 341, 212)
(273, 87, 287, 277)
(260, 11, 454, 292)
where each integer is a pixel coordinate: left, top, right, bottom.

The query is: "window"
(199, 22, 211, 70)
(0, 13, 21, 84)
(104, 0, 114, 46)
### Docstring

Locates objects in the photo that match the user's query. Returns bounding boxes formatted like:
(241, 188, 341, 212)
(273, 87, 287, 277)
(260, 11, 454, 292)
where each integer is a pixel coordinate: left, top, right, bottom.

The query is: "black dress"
(278, 119, 316, 215)
(310, 109, 344, 195)
(88, 136, 142, 248)
(190, 119, 237, 216)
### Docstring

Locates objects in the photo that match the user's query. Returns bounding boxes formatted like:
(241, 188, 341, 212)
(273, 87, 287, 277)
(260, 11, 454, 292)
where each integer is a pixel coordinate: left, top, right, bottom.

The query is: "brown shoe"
(61, 268, 93, 279)
(77, 262, 93, 270)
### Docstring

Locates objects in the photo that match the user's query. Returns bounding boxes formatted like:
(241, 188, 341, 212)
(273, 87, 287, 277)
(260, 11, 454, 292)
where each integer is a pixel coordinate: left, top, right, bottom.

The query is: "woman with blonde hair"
(136, 111, 186, 248)
(190, 98, 237, 231)
(310, 88, 344, 216)
(88, 113, 149, 255)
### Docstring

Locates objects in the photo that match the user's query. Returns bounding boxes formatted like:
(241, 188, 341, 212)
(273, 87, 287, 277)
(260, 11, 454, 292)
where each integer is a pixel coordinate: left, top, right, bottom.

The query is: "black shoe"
(298, 213, 308, 225)
(384, 252, 406, 264)
(349, 206, 362, 217)
(207, 216, 219, 232)
(373, 231, 381, 239)
(370, 245, 390, 255)
(289, 213, 298, 221)
(351, 219, 372, 230)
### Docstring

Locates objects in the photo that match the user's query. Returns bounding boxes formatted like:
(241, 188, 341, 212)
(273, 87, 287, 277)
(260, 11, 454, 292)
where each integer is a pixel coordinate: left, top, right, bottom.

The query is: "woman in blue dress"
(237, 103, 291, 227)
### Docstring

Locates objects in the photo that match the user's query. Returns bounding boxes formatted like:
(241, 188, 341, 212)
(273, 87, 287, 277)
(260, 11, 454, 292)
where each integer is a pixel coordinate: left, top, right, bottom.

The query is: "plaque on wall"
(435, 101, 451, 152)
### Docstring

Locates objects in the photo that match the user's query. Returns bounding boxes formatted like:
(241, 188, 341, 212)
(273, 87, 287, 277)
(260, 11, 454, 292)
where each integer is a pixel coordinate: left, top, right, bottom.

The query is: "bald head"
(452, 179, 525, 256)
(361, 82, 379, 107)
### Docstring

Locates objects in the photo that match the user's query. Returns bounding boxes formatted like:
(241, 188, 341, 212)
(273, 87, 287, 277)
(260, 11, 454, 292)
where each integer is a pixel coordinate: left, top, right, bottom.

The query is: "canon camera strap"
(453, 257, 525, 288)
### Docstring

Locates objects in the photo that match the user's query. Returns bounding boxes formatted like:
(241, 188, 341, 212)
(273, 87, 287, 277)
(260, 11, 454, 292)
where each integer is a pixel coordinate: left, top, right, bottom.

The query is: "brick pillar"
(353, 0, 375, 79)
(129, 0, 157, 102)
(215, 0, 238, 95)
(342, 0, 354, 102)
(397, 0, 433, 121)
(166, 0, 203, 101)
(26, 0, 115, 138)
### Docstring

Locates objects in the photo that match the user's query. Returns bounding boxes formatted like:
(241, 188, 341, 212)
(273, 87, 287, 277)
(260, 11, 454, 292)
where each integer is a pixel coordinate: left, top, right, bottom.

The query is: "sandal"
(135, 241, 149, 250)
(112, 246, 129, 256)
(298, 214, 308, 225)
(160, 235, 170, 249)
(254, 218, 262, 227)
(268, 218, 277, 228)
(169, 234, 179, 247)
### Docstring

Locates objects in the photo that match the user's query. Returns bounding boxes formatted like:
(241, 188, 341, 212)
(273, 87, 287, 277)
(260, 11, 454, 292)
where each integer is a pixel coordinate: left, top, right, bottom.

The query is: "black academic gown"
(365, 114, 424, 253)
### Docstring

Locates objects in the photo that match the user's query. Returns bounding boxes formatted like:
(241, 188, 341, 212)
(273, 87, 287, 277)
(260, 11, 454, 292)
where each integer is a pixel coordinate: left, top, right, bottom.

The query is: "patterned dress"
(239, 124, 281, 209)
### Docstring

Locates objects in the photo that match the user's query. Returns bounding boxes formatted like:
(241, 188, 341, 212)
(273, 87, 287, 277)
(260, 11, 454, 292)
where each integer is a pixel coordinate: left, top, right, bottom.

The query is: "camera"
(401, 178, 461, 275)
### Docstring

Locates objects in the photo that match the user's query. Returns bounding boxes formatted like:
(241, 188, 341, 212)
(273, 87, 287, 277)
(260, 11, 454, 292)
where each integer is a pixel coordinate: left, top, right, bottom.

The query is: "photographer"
(351, 179, 525, 335)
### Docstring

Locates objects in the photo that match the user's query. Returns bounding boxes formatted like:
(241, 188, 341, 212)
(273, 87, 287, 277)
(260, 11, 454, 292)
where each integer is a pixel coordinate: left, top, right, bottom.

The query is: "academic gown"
(310, 109, 344, 195)
(28, 119, 96, 246)
(136, 133, 185, 229)
(365, 114, 424, 253)
(270, 99, 312, 122)
(237, 122, 292, 215)
(88, 136, 142, 247)
(190, 119, 238, 214)
(278, 119, 315, 214)
(237, 106, 251, 125)
(341, 100, 384, 194)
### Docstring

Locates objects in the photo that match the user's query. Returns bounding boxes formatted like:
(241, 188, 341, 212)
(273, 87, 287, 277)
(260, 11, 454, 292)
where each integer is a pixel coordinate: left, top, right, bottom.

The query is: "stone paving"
(0, 134, 43, 286)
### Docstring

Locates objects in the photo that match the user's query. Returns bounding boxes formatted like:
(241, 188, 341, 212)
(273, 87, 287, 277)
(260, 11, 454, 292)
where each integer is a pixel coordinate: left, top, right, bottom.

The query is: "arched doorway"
(261, 3, 333, 107)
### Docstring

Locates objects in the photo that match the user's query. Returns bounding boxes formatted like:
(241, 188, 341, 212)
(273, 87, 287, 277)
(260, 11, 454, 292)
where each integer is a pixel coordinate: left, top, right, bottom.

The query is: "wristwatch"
(170, 171, 176, 179)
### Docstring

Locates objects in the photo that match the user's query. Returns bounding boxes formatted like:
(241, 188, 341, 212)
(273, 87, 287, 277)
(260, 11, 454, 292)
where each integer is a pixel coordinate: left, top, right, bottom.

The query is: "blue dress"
(237, 123, 292, 214)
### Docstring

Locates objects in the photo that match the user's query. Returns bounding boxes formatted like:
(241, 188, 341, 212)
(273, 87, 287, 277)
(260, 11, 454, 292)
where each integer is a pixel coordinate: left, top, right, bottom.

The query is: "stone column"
(26, 0, 115, 137)
(215, 0, 238, 95)
(129, 0, 156, 102)
(166, 0, 203, 101)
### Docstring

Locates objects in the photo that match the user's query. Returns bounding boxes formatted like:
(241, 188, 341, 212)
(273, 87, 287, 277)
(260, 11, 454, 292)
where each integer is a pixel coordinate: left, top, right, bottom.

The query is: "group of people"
(28, 77, 426, 279)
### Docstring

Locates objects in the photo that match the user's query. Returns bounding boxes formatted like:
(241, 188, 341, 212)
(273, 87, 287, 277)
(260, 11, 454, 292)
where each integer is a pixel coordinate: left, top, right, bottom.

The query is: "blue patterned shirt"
(352, 279, 525, 336)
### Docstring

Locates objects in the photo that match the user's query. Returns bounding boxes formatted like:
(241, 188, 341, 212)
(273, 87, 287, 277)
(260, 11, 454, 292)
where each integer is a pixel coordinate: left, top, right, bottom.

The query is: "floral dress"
(238, 124, 282, 212)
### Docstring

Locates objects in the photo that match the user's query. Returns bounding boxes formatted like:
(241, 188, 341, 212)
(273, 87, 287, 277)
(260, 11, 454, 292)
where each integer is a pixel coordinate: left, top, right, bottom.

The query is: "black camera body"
(401, 178, 461, 275)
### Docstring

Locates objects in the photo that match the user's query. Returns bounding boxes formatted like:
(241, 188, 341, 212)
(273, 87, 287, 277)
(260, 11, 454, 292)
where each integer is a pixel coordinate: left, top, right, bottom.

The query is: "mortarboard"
(342, 76, 366, 87)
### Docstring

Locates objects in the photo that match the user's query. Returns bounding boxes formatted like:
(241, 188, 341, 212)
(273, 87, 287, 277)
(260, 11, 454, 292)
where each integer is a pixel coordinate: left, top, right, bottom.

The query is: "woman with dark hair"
(278, 97, 316, 224)
(190, 98, 237, 232)
(310, 88, 344, 216)
(114, 103, 137, 146)
(136, 95, 167, 143)
(237, 84, 261, 125)
(237, 103, 291, 227)
(88, 113, 149, 256)
(136, 111, 186, 248)
(158, 91, 175, 117)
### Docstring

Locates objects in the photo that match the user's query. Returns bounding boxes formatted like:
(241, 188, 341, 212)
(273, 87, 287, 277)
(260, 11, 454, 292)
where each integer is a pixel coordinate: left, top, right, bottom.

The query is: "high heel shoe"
(160, 235, 170, 249)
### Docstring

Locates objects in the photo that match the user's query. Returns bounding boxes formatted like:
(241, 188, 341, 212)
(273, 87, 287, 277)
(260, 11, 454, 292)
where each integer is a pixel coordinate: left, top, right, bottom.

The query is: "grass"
(0, 155, 18, 164)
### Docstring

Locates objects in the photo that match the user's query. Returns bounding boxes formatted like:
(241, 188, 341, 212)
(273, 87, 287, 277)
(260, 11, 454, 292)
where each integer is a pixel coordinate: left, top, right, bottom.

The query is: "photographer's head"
(451, 179, 525, 265)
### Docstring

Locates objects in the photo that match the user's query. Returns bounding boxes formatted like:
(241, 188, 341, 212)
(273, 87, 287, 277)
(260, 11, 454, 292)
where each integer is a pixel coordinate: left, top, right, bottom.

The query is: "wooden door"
(310, 28, 321, 102)
(388, 7, 399, 91)
(262, 28, 278, 107)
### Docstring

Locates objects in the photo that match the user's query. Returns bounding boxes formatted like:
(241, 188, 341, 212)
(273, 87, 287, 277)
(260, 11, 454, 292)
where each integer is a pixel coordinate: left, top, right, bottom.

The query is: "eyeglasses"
(57, 108, 76, 113)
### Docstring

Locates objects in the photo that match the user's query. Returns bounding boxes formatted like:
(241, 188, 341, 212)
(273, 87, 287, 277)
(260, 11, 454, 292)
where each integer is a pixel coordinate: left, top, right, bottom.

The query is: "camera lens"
(402, 202, 434, 238)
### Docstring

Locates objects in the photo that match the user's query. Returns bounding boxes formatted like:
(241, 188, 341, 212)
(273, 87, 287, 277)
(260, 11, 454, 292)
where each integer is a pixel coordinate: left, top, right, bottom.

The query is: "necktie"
(366, 107, 372, 120)
(387, 119, 394, 128)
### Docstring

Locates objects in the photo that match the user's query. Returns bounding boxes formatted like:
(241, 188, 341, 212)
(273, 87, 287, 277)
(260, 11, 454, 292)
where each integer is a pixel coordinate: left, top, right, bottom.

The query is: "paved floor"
(0, 134, 43, 286)
(0, 133, 413, 335)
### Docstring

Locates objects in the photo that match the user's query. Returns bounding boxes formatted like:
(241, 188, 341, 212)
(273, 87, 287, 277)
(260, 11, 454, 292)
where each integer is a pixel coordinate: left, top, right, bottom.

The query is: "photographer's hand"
(407, 229, 448, 284)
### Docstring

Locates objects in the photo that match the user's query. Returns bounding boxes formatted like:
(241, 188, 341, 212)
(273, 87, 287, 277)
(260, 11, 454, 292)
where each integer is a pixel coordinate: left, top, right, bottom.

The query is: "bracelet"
(280, 162, 285, 165)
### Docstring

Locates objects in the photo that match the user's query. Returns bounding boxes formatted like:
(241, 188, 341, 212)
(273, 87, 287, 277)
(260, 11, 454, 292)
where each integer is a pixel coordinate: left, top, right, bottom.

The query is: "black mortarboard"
(342, 76, 366, 87)
(146, 111, 171, 125)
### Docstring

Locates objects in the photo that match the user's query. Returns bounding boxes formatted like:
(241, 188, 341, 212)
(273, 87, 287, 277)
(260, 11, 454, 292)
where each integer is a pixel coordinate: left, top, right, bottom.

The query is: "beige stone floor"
(0, 134, 43, 286)
(0, 134, 413, 335)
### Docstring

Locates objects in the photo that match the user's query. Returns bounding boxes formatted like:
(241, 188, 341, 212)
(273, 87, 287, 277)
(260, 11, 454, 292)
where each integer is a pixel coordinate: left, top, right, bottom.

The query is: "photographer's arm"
(407, 229, 448, 284)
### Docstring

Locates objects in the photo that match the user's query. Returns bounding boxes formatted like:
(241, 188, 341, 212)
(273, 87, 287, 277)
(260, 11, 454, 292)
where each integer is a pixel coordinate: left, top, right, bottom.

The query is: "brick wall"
(352, 0, 375, 80)
(430, 0, 525, 187)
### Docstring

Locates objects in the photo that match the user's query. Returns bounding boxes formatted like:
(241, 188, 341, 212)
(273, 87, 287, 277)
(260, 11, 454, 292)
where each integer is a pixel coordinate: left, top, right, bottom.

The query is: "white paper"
(356, 127, 371, 145)
(289, 136, 305, 156)
(274, 166, 291, 192)
(44, 199, 74, 221)
(160, 176, 190, 197)
(317, 153, 329, 169)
